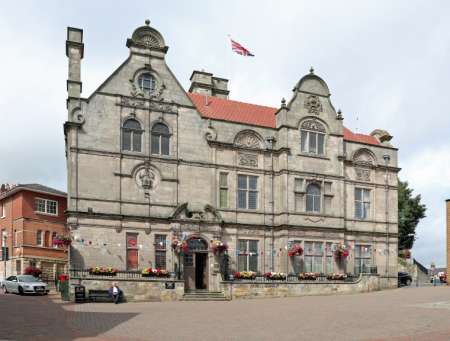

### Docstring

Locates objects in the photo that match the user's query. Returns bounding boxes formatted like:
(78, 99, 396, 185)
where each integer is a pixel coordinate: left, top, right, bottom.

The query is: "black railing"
(228, 273, 360, 283)
(70, 269, 178, 281)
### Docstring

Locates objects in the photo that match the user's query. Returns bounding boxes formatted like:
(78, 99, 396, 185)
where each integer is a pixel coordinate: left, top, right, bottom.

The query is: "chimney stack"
(189, 70, 229, 99)
(66, 27, 84, 99)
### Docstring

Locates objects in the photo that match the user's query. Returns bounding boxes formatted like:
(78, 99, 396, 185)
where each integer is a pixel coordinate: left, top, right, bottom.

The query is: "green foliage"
(398, 180, 426, 250)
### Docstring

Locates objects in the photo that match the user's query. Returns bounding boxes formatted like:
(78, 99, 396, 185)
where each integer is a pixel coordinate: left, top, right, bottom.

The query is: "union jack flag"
(230, 38, 254, 57)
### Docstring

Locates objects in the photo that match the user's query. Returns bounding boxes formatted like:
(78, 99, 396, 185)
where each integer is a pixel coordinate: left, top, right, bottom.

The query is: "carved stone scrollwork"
(205, 126, 217, 141)
(71, 108, 85, 125)
(355, 167, 371, 181)
(238, 153, 258, 167)
(304, 95, 323, 114)
(120, 96, 178, 114)
(301, 119, 326, 132)
(234, 131, 263, 149)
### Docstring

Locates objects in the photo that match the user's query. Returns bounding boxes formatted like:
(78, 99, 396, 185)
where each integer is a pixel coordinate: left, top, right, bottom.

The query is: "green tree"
(398, 180, 426, 250)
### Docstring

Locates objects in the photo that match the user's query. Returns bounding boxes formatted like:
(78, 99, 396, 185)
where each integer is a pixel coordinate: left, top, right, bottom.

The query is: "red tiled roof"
(187, 92, 380, 146)
(188, 92, 276, 128)
(343, 127, 380, 146)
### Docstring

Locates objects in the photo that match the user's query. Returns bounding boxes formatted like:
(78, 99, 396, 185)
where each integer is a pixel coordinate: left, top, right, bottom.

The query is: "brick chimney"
(189, 70, 229, 99)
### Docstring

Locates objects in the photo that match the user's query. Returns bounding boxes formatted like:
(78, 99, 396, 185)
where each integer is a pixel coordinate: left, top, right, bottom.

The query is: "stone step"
(182, 291, 229, 301)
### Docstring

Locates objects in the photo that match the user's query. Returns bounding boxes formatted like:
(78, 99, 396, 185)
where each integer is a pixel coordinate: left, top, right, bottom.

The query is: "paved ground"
(1, 286, 450, 341)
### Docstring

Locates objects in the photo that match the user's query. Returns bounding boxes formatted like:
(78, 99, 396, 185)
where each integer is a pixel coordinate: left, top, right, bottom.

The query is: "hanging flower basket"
(327, 273, 347, 280)
(264, 272, 286, 280)
(24, 266, 42, 278)
(52, 235, 72, 247)
(141, 268, 170, 278)
(89, 267, 118, 276)
(298, 272, 319, 280)
(171, 239, 189, 254)
(334, 243, 349, 259)
(210, 240, 228, 255)
(288, 244, 304, 257)
(233, 271, 256, 280)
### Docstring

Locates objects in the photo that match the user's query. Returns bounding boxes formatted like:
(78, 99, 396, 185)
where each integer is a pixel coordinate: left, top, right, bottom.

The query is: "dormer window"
(300, 120, 326, 155)
(138, 73, 156, 92)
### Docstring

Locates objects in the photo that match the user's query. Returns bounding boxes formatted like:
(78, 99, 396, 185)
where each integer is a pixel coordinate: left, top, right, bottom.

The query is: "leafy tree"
(398, 180, 426, 250)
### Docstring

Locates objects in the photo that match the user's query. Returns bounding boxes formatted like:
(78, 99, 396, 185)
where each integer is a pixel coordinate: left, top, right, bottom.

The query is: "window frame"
(354, 245, 372, 275)
(304, 241, 324, 273)
(305, 183, 321, 213)
(36, 230, 43, 247)
(0, 203, 5, 218)
(154, 234, 167, 270)
(237, 239, 258, 272)
(237, 174, 258, 210)
(151, 123, 171, 156)
(355, 188, 371, 220)
(219, 172, 229, 208)
(35, 198, 58, 216)
(122, 118, 143, 153)
(300, 129, 326, 156)
(137, 72, 156, 93)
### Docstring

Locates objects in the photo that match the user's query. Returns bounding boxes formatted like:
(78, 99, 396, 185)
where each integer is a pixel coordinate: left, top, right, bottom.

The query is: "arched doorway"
(183, 236, 209, 291)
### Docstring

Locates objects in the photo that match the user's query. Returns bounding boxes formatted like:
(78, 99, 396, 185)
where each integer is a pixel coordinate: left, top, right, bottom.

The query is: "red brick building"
(0, 184, 67, 280)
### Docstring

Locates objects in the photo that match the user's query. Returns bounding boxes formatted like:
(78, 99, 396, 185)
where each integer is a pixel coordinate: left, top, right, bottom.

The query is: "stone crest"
(304, 95, 322, 114)
(238, 153, 258, 168)
(355, 168, 371, 182)
(135, 166, 158, 197)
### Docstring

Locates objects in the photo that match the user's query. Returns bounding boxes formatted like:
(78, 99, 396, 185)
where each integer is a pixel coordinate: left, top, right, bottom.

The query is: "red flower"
(288, 244, 303, 257)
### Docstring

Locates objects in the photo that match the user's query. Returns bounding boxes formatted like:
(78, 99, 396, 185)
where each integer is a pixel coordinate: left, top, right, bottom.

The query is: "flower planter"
(233, 271, 256, 280)
(88, 267, 118, 276)
(264, 272, 286, 280)
(141, 268, 170, 278)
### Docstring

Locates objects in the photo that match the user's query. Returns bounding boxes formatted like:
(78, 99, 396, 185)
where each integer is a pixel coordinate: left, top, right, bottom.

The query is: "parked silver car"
(2, 275, 48, 295)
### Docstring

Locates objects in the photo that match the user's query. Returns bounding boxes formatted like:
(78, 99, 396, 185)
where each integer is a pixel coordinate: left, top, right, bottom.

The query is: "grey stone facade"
(64, 21, 399, 292)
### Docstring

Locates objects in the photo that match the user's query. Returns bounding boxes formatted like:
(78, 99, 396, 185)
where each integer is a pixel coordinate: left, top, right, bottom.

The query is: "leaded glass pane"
(249, 240, 258, 253)
(123, 119, 141, 130)
(355, 188, 362, 201)
(248, 176, 257, 190)
(219, 173, 228, 187)
(313, 256, 323, 273)
(132, 132, 142, 152)
(238, 190, 247, 209)
(151, 134, 160, 154)
(363, 189, 370, 201)
(219, 189, 228, 208)
(161, 135, 170, 155)
(249, 255, 258, 272)
(304, 256, 313, 272)
(122, 130, 131, 151)
(238, 255, 247, 271)
(46, 200, 57, 215)
(152, 123, 169, 135)
(301, 130, 308, 152)
(309, 132, 317, 153)
(239, 240, 247, 252)
(237, 175, 247, 189)
(318, 133, 324, 155)
(248, 191, 257, 209)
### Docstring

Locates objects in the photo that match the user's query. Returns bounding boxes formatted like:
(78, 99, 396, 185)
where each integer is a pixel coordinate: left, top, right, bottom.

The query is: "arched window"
(300, 120, 326, 155)
(138, 73, 156, 92)
(306, 183, 321, 212)
(151, 123, 170, 155)
(122, 119, 142, 152)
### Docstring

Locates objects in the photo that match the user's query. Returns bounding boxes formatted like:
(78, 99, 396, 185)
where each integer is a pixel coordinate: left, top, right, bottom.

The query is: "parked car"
(1, 275, 48, 295)
(398, 272, 412, 286)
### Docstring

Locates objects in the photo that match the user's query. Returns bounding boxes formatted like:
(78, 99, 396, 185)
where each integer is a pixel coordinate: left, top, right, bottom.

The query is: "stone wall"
(70, 278, 184, 302)
(220, 274, 382, 300)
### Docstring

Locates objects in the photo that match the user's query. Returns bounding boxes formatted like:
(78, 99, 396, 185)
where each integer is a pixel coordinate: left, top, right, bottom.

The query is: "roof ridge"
(188, 92, 278, 111)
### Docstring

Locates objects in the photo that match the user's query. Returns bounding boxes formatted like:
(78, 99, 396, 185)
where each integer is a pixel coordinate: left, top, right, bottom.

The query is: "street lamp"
(383, 154, 390, 276)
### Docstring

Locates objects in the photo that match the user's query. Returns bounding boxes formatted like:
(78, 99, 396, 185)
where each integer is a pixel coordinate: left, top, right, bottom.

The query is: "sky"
(0, 0, 449, 267)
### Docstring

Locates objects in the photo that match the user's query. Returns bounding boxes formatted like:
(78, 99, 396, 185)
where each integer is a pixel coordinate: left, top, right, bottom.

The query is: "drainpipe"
(383, 154, 390, 277)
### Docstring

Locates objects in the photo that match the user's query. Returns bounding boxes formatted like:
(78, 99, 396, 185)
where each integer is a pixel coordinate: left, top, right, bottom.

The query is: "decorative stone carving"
(120, 96, 177, 114)
(71, 108, 85, 125)
(205, 126, 217, 141)
(238, 153, 258, 168)
(234, 131, 263, 149)
(301, 119, 326, 132)
(355, 167, 371, 181)
(135, 165, 159, 197)
(129, 78, 166, 102)
(130, 20, 165, 49)
(304, 95, 322, 114)
(305, 216, 325, 223)
(353, 149, 376, 167)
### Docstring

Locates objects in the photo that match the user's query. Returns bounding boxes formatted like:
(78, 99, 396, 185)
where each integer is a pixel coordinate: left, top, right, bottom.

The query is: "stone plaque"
(238, 153, 258, 167)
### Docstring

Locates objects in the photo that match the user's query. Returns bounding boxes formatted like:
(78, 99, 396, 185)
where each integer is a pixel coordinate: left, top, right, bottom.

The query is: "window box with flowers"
(264, 272, 286, 280)
(89, 267, 118, 276)
(327, 273, 347, 280)
(233, 271, 256, 280)
(52, 235, 72, 247)
(298, 272, 320, 280)
(141, 268, 170, 278)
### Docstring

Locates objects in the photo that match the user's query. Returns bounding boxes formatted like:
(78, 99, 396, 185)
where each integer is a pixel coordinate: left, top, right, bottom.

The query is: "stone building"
(64, 21, 399, 292)
(0, 184, 68, 280)
(447, 199, 450, 283)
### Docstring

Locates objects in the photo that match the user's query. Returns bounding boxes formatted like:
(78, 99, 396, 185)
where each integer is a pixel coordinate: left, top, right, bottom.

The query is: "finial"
(309, 66, 314, 74)
(145, 19, 151, 26)
(281, 97, 286, 108)
(337, 109, 343, 120)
